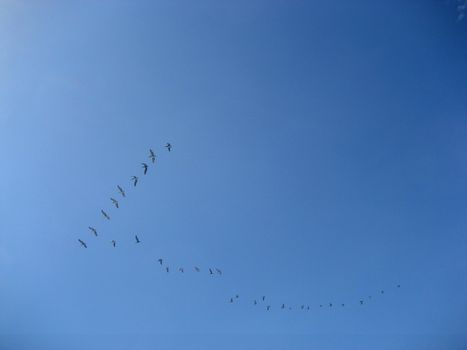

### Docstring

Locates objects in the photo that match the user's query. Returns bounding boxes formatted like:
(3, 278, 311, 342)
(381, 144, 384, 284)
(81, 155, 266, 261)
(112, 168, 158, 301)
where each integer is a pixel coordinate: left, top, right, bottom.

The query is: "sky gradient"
(0, 1, 467, 349)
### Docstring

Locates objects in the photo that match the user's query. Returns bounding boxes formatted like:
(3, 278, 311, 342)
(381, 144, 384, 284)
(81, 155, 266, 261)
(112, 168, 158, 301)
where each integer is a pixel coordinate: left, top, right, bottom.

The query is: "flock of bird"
(76, 141, 402, 314)
(77, 143, 172, 249)
(228, 284, 401, 312)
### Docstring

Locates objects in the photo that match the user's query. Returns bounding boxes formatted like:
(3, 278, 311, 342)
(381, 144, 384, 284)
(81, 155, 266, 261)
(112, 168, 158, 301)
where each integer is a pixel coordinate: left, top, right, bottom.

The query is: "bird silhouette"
(194, 266, 200, 272)
(166, 267, 169, 273)
(262, 296, 266, 301)
(307, 306, 310, 310)
(158, 258, 163, 265)
(215, 268, 222, 275)
(135, 235, 140, 243)
(78, 239, 87, 248)
(301, 305, 305, 310)
(281, 304, 285, 309)
(341, 304, 345, 307)
(360, 300, 364, 305)
(381, 290, 385, 294)
(88, 227, 98, 236)
(117, 185, 126, 197)
(110, 198, 119, 208)
(209, 268, 214, 275)
(142, 163, 148, 175)
(267, 305, 271, 311)
(397, 284, 401, 288)
(165, 142, 172, 152)
(149, 149, 156, 163)
(101, 210, 110, 220)
(235, 295, 239, 299)
(111, 240, 116, 247)
(254, 300, 257, 305)
(230, 298, 234, 303)
(329, 303, 333, 307)
(131, 176, 138, 187)
(179, 267, 184, 273)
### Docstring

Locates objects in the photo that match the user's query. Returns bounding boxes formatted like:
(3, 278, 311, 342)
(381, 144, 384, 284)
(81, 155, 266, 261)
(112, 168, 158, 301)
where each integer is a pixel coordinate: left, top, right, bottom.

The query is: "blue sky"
(0, 1, 466, 349)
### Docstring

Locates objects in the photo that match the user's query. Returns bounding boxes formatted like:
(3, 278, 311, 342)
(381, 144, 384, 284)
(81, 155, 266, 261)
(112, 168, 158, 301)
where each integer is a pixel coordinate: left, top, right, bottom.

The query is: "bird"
(381, 290, 385, 294)
(397, 284, 401, 288)
(135, 235, 140, 243)
(235, 295, 239, 299)
(329, 303, 333, 307)
(166, 267, 169, 273)
(360, 300, 364, 305)
(262, 296, 266, 301)
(301, 305, 305, 310)
(78, 239, 87, 248)
(281, 304, 285, 309)
(88, 227, 98, 236)
(209, 268, 213, 275)
(165, 142, 172, 152)
(149, 149, 156, 163)
(254, 300, 257, 305)
(266, 305, 271, 311)
(215, 268, 222, 275)
(142, 163, 148, 175)
(319, 305, 323, 308)
(117, 185, 126, 197)
(307, 306, 310, 310)
(179, 267, 184, 273)
(194, 266, 200, 272)
(101, 210, 110, 220)
(230, 298, 234, 303)
(110, 198, 119, 208)
(341, 304, 345, 307)
(158, 258, 163, 265)
(131, 176, 138, 187)
(111, 240, 116, 247)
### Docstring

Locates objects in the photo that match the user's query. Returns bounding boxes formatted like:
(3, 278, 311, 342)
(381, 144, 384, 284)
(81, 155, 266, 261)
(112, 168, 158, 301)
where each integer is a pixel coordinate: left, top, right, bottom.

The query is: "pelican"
(101, 210, 110, 220)
(88, 227, 97, 236)
(110, 198, 119, 208)
(149, 149, 156, 163)
(135, 235, 140, 243)
(111, 240, 116, 247)
(131, 176, 138, 187)
(117, 185, 126, 197)
(78, 239, 87, 248)
(142, 163, 148, 175)
(165, 142, 172, 152)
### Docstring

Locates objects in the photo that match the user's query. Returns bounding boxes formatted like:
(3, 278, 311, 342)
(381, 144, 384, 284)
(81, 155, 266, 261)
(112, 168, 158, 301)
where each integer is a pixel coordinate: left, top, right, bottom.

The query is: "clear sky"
(0, 1, 466, 349)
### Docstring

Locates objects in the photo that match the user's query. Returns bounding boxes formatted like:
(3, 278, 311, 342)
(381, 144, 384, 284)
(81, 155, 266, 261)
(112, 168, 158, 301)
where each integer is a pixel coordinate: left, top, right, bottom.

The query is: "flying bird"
(142, 163, 148, 175)
(397, 284, 401, 288)
(381, 290, 385, 294)
(209, 268, 213, 275)
(215, 268, 222, 275)
(235, 295, 239, 299)
(179, 267, 184, 273)
(360, 300, 364, 305)
(101, 210, 110, 220)
(78, 239, 87, 248)
(149, 149, 156, 163)
(194, 266, 200, 272)
(131, 176, 138, 187)
(301, 305, 305, 310)
(254, 300, 257, 305)
(135, 235, 140, 243)
(341, 304, 345, 307)
(88, 227, 98, 236)
(281, 304, 285, 309)
(166, 267, 169, 273)
(329, 303, 333, 307)
(111, 240, 116, 247)
(307, 306, 310, 310)
(165, 142, 172, 152)
(266, 305, 271, 311)
(230, 298, 234, 303)
(117, 185, 126, 197)
(110, 198, 119, 208)
(158, 258, 163, 265)
(262, 296, 265, 301)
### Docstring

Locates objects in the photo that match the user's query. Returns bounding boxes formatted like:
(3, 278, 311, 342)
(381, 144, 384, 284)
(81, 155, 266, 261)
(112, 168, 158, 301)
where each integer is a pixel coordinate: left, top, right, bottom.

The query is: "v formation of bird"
(77, 141, 402, 313)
